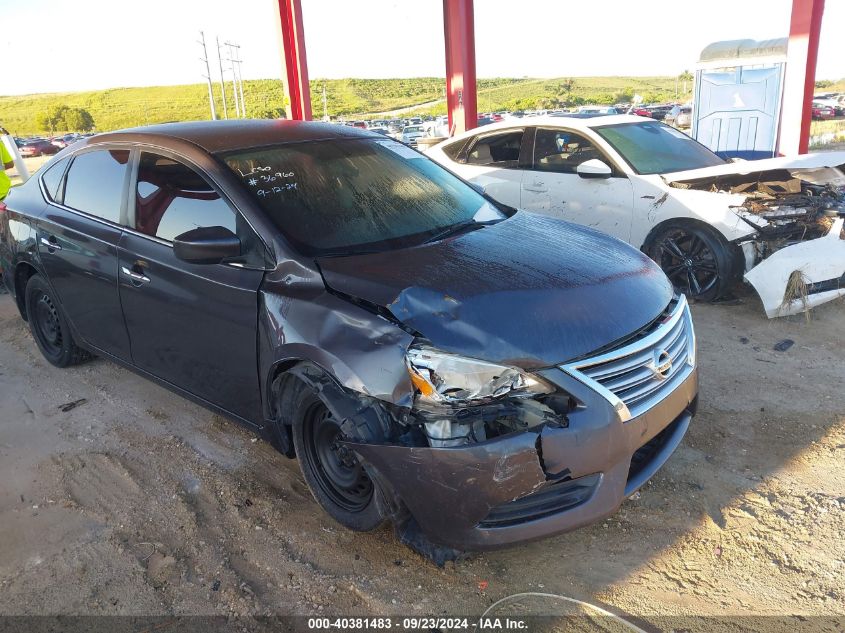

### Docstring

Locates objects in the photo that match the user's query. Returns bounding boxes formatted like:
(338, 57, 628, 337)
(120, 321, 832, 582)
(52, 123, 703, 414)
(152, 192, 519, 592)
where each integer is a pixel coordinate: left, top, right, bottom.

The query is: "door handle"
(121, 266, 151, 284)
(40, 237, 62, 251)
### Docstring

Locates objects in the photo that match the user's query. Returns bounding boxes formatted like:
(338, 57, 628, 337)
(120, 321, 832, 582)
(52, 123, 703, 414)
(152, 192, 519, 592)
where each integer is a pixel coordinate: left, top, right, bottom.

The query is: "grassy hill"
(0, 77, 536, 134)
(15, 73, 843, 136)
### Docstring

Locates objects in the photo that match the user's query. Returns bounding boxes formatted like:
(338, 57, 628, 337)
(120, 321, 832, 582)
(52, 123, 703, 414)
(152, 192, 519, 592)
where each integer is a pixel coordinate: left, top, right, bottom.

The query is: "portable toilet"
(692, 38, 788, 159)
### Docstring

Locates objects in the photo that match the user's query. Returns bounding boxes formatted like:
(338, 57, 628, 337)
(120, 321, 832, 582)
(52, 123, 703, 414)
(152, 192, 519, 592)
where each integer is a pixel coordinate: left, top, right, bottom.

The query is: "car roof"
(91, 119, 377, 154)
(446, 114, 647, 142)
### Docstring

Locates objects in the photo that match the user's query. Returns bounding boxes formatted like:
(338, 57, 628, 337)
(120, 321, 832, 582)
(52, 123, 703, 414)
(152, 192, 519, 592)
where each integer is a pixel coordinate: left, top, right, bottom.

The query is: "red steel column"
(274, 0, 312, 120)
(443, 0, 477, 135)
(779, 0, 824, 154)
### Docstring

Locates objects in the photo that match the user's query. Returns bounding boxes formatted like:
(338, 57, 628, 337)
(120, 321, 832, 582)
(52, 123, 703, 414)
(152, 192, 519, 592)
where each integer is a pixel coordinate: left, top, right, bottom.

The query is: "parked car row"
(664, 106, 692, 128)
(625, 104, 678, 121)
(17, 139, 60, 158)
(12, 133, 93, 157)
(336, 103, 697, 149)
(812, 102, 837, 120)
(813, 92, 845, 117)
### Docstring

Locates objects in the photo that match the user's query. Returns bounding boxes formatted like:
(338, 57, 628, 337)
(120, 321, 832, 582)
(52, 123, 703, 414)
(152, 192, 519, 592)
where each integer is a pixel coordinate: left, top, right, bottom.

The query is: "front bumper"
(745, 217, 845, 318)
(351, 363, 698, 551)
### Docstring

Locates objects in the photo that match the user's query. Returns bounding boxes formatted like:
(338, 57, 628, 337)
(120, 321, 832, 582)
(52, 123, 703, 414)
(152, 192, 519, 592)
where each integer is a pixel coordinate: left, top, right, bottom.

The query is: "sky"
(2, 0, 843, 96)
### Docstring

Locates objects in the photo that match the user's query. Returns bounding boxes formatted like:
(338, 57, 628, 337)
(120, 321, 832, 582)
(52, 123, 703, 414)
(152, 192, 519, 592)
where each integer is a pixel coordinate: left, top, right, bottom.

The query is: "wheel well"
(268, 359, 306, 423)
(266, 359, 312, 458)
(641, 217, 745, 291)
(640, 217, 727, 252)
(13, 263, 38, 321)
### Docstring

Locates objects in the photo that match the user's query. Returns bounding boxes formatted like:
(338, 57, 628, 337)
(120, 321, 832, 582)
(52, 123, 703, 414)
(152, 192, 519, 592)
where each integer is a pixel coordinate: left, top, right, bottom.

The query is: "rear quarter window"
(441, 139, 467, 162)
(40, 157, 70, 203)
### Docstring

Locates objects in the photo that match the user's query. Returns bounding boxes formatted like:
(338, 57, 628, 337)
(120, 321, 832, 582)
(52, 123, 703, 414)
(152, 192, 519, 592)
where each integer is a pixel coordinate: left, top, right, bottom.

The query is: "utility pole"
(216, 36, 228, 119)
(198, 31, 217, 120)
(322, 82, 328, 121)
(232, 43, 246, 117)
(226, 42, 241, 117)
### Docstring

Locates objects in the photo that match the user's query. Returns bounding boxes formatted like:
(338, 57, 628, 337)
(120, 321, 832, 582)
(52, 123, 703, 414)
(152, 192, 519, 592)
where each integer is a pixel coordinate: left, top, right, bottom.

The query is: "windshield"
(222, 138, 504, 257)
(593, 121, 725, 175)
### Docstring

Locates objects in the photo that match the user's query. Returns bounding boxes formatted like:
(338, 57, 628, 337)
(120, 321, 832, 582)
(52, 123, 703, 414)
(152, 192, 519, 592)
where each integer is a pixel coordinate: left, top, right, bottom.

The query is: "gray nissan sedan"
(0, 120, 698, 561)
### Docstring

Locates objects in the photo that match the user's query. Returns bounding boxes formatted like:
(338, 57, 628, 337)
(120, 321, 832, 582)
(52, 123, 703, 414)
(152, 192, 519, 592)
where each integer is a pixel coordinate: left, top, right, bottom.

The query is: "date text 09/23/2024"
(307, 617, 528, 630)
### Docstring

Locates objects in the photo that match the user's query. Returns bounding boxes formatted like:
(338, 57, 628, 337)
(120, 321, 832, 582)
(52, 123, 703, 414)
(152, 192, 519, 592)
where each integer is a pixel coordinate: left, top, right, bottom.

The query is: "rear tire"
(24, 274, 90, 367)
(289, 381, 386, 532)
(645, 222, 740, 302)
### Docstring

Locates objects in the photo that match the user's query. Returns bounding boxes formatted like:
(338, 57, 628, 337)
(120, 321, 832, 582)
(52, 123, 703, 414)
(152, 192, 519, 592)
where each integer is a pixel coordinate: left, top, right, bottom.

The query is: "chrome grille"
(560, 295, 695, 420)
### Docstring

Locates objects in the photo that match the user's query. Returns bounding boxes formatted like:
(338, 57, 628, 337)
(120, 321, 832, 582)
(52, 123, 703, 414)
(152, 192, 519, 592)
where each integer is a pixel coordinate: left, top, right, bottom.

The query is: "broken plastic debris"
(59, 398, 87, 412)
(773, 339, 794, 352)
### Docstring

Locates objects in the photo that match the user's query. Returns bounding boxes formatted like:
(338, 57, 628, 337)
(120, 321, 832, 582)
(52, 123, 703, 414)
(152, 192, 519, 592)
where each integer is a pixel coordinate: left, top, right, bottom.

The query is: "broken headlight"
(405, 346, 553, 407)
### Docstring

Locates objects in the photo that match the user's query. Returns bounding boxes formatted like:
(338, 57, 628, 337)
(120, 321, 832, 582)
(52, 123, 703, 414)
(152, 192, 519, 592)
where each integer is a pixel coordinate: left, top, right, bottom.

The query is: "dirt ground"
(0, 280, 843, 631)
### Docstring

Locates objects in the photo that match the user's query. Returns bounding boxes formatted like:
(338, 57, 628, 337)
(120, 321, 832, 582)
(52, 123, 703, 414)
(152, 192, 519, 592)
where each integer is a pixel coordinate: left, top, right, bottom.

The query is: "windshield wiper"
(423, 219, 497, 244)
(316, 219, 500, 257)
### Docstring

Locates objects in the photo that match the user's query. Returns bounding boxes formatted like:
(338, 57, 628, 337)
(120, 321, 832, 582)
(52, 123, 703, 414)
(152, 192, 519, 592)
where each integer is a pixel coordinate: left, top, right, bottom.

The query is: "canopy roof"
(699, 38, 788, 64)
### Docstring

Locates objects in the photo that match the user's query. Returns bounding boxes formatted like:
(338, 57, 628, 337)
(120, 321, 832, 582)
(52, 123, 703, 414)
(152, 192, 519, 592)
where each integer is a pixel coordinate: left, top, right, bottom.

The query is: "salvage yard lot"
(0, 287, 843, 629)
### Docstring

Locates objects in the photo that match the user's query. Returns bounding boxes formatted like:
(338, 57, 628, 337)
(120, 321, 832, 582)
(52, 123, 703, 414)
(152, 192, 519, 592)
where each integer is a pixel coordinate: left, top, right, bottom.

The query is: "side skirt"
(78, 341, 268, 434)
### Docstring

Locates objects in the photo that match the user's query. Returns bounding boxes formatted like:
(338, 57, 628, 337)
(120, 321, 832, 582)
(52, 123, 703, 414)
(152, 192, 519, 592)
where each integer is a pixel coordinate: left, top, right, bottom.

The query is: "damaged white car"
(426, 114, 845, 317)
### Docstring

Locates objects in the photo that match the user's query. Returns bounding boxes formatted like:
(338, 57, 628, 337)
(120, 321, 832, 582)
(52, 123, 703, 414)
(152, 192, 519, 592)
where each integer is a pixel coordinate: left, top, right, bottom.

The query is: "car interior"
(465, 131, 523, 167)
(533, 129, 602, 173)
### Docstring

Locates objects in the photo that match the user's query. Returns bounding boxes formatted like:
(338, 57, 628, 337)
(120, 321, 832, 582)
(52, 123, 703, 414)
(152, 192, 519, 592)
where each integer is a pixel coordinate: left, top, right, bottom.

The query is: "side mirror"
(173, 226, 241, 265)
(576, 159, 613, 179)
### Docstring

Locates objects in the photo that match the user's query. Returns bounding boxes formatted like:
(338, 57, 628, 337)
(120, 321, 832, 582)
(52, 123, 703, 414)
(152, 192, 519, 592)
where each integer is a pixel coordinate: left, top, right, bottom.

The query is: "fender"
(257, 286, 416, 425)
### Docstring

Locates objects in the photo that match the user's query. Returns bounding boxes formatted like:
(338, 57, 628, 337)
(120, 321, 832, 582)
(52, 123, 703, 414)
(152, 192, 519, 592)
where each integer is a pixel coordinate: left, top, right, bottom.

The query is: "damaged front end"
(304, 213, 695, 553)
(669, 159, 845, 317)
(345, 298, 698, 552)
(403, 345, 571, 447)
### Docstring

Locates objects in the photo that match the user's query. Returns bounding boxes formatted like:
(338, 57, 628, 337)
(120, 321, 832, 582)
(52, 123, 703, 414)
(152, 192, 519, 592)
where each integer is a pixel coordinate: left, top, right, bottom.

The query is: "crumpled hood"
(317, 212, 673, 368)
(663, 151, 845, 185)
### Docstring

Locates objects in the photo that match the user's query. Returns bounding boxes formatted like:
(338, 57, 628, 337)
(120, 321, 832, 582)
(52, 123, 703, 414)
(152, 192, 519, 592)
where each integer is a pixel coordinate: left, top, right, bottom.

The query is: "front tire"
(24, 274, 90, 367)
(645, 222, 739, 302)
(290, 385, 386, 532)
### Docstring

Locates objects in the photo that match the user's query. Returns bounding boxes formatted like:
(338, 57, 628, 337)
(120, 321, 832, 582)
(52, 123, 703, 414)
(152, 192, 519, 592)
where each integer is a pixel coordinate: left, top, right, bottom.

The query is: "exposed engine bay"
(670, 167, 845, 259)
(669, 161, 845, 318)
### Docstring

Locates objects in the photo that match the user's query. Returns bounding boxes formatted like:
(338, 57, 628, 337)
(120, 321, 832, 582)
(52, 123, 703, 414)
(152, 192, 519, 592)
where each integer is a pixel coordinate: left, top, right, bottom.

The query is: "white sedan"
(426, 114, 845, 317)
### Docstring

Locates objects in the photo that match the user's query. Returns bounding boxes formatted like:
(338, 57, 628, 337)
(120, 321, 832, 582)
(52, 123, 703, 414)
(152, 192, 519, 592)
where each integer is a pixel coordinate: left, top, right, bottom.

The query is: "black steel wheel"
(24, 274, 90, 367)
(33, 290, 63, 356)
(303, 402, 373, 513)
(290, 383, 386, 532)
(646, 222, 739, 302)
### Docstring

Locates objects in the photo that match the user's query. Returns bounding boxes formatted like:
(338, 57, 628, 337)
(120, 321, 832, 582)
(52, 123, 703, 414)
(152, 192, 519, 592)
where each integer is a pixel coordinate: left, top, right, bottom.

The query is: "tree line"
(35, 105, 96, 134)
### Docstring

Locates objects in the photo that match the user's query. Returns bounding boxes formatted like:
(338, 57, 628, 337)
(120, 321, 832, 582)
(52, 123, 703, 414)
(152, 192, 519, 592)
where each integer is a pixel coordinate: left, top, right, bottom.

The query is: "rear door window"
(465, 130, 524, 168)
(63, 149, 130, 223)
